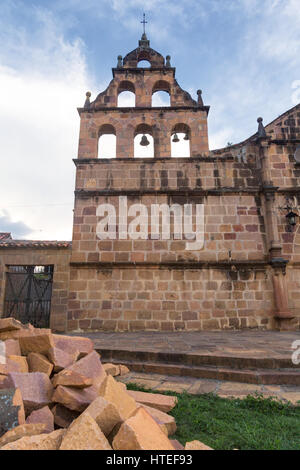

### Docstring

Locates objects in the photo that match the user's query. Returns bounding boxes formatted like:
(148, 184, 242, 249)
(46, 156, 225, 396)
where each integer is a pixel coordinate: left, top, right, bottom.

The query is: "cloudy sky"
(0, 0, 300, 240)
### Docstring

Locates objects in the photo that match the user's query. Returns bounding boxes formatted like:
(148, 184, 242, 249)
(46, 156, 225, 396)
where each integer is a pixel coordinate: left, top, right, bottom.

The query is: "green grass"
(126, 383, 300, 450)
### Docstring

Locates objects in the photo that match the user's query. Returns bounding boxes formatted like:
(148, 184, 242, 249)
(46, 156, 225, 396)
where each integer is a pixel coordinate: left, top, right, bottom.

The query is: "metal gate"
(3, 265, 54, 328)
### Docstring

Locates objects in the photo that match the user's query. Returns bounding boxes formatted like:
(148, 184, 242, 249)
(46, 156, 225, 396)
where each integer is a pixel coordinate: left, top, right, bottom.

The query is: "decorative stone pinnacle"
(197, 90, 203, 106)
(84, 92, 91, 108)
(166, 55, 171, 67)
(117, 55, 123, 68)
(257, 117, 267, 138)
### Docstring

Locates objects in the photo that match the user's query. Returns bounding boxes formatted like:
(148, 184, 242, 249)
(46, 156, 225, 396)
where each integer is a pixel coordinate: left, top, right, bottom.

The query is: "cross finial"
(141, 13, 148, 35)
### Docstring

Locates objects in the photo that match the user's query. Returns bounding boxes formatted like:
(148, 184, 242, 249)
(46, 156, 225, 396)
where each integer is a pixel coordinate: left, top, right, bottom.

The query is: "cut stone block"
(99, 375, 137, 421)
(19, 330, 54, 355)
(84, 396, 122, 436)
(46, 347, 78, 373)
(52, 370, 93, 389)
(59, 413, 112, 450)
(139, 403, 177, 436)
(119, 365, 130, 376)
(51, 404, 80, 428)
(26, 406, 54, 434)
(0, 423, 46, 448)
(6, 372, 53, 413)
(53, 335, 94, 358)
(0, 388, 25, 436)
(4, 339, 21, 357)
(1, 429, 66, 450)
(0, 318, 23, 333)
(127, 390, 177, 413)
(62, 351, 106, 389)
(170, 439, 184, 450)
(103, 363, 120, 377)
(185, 440, 213, 450)
(27, 353, 53, 376)
(8, 356, 28, 373)
(0, 357, 28, 375)
(113, 407, 175, 450)
(52, 384, 98, 412)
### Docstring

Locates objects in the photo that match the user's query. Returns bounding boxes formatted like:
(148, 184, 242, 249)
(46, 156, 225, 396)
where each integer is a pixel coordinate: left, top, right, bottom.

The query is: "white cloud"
(0, 4, 96, 240)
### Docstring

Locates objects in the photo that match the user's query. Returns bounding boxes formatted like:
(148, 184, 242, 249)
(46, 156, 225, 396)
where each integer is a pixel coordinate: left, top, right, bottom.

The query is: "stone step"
(96, 347, 300, 386)
(103, 359, 300, 385)
(97, 347, 297, 370)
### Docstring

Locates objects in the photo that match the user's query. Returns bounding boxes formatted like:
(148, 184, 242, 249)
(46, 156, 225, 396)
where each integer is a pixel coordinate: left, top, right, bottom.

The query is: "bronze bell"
(184, 132, 190, 141)
(172, 133, 180, 143)
(140, 134, 150, 146)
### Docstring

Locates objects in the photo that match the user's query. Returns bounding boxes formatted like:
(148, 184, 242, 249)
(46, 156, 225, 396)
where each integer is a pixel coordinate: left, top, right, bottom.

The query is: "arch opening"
(152, 80, 171, 106)
(118, 82, 136, 107)
(134, 123, 154, 158)
(98, 124, 116, 159)
(152, 91, 171, 107)
(137, 60, 151, 68)
(118, 91, 135, 107)
(171, 124, 191, 158)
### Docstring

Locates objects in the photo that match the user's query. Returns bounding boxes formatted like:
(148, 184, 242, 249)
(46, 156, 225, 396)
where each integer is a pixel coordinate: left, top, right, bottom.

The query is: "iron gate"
(3, 265, 54, 328)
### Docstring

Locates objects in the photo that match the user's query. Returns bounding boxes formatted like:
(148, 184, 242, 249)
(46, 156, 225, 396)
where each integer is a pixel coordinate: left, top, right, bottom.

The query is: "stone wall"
(0, 247, 71, 332)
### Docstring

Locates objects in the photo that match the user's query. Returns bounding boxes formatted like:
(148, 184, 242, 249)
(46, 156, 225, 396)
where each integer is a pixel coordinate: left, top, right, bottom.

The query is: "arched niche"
(138, 60, 151, 68)
(171, 123, 191, 158)
(98, 124, 116, 158)
(134, 123, 154, 158)
(152, 80, 171, 106)
(118, 81, 136, 107)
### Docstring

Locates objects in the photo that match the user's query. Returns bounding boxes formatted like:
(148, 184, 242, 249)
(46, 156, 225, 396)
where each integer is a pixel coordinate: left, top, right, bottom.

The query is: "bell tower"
(69, 28, 211, 332)
(77, 29, 210, 160)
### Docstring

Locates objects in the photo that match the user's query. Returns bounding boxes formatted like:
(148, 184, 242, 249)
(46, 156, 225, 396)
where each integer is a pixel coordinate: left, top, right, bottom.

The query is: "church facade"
(1, 34, 300, 333)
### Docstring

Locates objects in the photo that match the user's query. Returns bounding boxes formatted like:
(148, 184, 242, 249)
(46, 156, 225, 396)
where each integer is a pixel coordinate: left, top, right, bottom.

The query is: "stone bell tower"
(76, 31, 210, 159)
(68, 31, 211, 332)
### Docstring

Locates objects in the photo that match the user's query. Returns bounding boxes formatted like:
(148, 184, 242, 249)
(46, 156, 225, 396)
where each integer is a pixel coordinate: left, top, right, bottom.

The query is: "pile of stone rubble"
(0, 318, 212, 450)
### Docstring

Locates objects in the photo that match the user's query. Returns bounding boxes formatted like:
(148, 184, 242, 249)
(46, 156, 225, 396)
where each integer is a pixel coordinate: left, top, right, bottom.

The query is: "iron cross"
(141, 13, 148, 35)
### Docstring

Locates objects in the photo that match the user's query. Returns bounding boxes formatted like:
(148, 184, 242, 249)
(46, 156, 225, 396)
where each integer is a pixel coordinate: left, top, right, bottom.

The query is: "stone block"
(139, 403, 177, 436)
(84, 396, 122, 436)
(53, 334, 94, 358)
(6, 372, 53, 413)
(27, 353, 53, 376)
(98, 375, 137, 421)
(59, 413, 112, 450)
(0, 423, 46, 448)
(52, 385, 98, 412)
(46, 347, 78, 373)
(62, 351, 106, 389)
(19, 330, 54, 355)
(112, 407, 175, 450)
(127, 390, 177, 413)
(185, 440, 213, 450)
(51, 404, 80, 428)
(0, 429, 66, 450)
(26, 406, 54, 434)
(52, 370, 93, 389)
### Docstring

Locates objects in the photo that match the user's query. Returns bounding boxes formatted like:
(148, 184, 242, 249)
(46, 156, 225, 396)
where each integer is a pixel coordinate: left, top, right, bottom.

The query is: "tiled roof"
(0, 240, 71, 249)
(0, 232, 12, 241)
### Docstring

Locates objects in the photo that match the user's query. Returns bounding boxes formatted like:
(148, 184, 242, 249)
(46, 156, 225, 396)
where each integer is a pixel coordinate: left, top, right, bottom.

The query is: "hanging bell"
(184, 132, 190, 141)
(140, 134, 150, 146)
(172, 133, 180, 143)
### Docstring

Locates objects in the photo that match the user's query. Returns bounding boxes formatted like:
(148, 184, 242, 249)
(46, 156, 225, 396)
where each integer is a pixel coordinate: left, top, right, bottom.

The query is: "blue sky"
(0, 0, 300, 240)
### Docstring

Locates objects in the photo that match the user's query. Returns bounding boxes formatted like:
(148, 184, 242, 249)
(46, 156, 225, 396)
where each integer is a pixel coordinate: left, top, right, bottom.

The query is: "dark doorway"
(3, 265, 54, 328)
